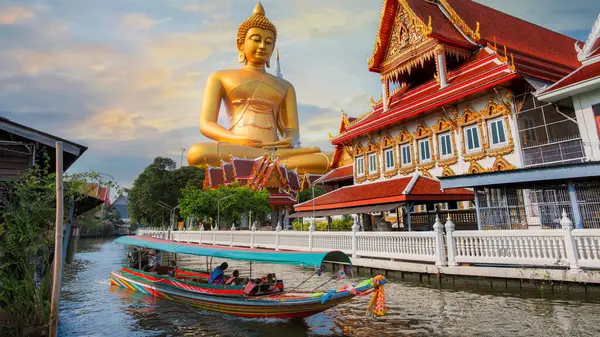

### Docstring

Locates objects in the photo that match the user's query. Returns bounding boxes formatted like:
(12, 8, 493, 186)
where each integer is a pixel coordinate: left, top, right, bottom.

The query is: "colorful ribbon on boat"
(366, 275, 387, 317)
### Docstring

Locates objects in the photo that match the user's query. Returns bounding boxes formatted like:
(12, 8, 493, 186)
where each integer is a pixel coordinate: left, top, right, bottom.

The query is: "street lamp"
(156, 201, 179, 230)
(217, 194, 236, 230)
(180, 148, 186, 168)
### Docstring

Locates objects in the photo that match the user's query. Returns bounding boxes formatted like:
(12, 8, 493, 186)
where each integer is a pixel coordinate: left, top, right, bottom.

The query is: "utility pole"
(49, 142, 64, 337)
(180, 148, 186, 168)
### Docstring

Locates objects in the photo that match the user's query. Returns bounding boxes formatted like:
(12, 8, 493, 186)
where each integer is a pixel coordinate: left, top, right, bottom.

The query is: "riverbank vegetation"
(0, 160, 118, 334)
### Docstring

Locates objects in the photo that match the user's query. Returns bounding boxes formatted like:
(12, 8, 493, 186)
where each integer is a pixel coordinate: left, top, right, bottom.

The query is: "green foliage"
(0, 157, 118, 331)
(179, 186, 270, 228)
(128, 157, 205, 227)
(292, 217, 353, 231)
(297, 185, 326, 203)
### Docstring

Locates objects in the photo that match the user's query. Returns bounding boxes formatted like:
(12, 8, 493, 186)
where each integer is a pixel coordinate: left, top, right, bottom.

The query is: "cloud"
(121, 14, 158, 31)
(0, 6, 35, 25)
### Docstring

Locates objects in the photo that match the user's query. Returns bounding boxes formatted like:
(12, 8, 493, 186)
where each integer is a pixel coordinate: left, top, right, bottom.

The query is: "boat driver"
(209, 262, 228, 285)
(144, 249, 162, 272)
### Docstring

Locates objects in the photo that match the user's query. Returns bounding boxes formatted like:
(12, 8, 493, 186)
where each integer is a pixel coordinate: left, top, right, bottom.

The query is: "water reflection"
(59, 238, 600, 337)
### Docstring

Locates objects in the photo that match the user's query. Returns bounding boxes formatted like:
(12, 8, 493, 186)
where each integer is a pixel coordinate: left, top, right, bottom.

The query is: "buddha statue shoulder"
(186, 2, 332, 175)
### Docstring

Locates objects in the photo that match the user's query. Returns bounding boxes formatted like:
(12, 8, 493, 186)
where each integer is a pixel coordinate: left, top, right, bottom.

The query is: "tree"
(298, 185, 325, 203)
(128, 157, 205, 228)
(179, 186, 270, 229)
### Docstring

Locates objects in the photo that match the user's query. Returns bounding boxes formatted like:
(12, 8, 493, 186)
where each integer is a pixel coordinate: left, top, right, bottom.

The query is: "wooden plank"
(0, 155, 31, 164)
(0, 161, 31, 170)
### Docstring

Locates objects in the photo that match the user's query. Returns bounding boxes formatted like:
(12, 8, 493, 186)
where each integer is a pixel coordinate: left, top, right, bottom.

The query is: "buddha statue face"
(240, 28, 275, 66)
(237, 2, 277, 67)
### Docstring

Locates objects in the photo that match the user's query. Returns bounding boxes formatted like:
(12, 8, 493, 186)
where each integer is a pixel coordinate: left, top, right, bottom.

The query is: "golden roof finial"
(503, 45, 507, 58)
(276, 48, 280, 60)
(253, 2, 265, 16)
(493, 36, 497, 52)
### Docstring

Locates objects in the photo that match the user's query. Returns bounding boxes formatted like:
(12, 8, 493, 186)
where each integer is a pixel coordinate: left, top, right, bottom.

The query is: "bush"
(291, 218, 353, 231)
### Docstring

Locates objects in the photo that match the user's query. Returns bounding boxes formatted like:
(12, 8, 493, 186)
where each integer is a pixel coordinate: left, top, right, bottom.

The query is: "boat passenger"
(224, 270, 241, 285)
(144, 249, 162, 272)
(208, 262, 228, 285)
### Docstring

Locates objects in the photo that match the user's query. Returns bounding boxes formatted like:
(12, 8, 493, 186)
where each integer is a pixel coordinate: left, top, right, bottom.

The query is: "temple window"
(383, 148, 395, 170)
(418, 139, 432, 162)
(438, 132, 453, 158)
(464, 124, 481, 152)
(368, 153, 378, 174)
(488, 117, 507, 147)
(400, 144, 412, 166)
(355, 156, 365, 176)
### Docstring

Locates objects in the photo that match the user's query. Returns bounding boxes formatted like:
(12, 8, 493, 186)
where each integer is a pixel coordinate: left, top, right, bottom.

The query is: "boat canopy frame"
(115, 236, 352, 268)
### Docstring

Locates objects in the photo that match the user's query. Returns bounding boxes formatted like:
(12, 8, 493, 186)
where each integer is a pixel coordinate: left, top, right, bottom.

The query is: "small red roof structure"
(294, 174, 472, 212)
(319, 165, 353, 185)
(538, 14, 600, 102)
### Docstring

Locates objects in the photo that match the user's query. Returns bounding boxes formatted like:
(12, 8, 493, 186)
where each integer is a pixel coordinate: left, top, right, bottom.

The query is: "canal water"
(59, 238, 600, 337)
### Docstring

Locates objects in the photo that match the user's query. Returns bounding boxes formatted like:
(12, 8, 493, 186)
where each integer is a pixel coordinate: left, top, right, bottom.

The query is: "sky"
(1, 0, 599, 195)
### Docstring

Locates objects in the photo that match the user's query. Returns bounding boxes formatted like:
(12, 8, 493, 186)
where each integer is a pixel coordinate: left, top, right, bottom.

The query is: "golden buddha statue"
(186, 2, 331, 175)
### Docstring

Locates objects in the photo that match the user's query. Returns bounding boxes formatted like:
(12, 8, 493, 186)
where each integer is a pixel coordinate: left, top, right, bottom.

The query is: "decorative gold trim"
(396, 128, 416, 175)
(439, 0, 480, 41)
(489, 156, 516, 172)
(432, 116, 458, 167)
(413, 122, 436, 170)
(421, 170, 433, 178)
(467, 162, 485, 174)
(441, 166, 455, 177)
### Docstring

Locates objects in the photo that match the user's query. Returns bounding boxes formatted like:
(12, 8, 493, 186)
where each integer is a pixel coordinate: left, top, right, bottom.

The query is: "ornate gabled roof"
(320, 165, 353, 184)
(334, 48, 518, 144)
(368, 0, 579, 80)
(230, 156, 257, 179)
(204, 166, 224, 189)
(220, 161, 234, 184)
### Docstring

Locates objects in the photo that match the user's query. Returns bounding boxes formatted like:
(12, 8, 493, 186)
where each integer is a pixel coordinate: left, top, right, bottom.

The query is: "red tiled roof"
(294, 175, 473, 211)
(321, 165, 353, 184)
(221, 162, 234, 183)
(543, 61, 600, 93)
(409, 0, 468, 47)
(206, 166, 223, 188)
(445, 0, 580, 70)
(334, 50, 517, 144)
(86, 184, 110, 204)
(231, 157, 255, 179)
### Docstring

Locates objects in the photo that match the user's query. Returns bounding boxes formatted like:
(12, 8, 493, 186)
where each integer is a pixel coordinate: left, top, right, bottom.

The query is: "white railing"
(138, 211, 600, 270)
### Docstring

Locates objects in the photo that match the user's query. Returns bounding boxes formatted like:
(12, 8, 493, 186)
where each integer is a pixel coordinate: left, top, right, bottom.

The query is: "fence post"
(230, 225, 235, 247)
(445, 214, 457, 267)
(352, 216, 360, 258)
(187, 222, 191, 243)
(308, 224, 315, 251)
(251, 222, 256, 248)
(433, 215, 447, 266)
(212, 226, 217, 245)
(561, 210, 582, 272)
(275, 224, 282, 251)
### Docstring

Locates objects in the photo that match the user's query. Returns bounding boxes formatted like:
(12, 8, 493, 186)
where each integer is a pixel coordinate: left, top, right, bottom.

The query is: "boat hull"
(110, 269, 360, 319)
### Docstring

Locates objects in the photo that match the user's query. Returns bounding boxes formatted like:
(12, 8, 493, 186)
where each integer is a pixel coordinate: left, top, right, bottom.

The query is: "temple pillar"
(382, 79, 389, 112)
(435, 45, 448, 88)
(271, 206, 279, 229)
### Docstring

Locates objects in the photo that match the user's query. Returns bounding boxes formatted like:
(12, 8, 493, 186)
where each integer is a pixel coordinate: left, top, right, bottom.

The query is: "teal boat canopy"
(114, 236, 351, 268)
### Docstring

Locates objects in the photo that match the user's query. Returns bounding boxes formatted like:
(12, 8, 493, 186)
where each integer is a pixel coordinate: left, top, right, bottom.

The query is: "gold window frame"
(413, 122, 436, 171)
(366, 140, 381, 181)
(396, 128, 416, 175)
(458, 107, 487, 162)
(380, 134, 398, 178)
(353, 142, 367, 183)
(432, 116, 458, 167)
(480, 99, 515, 158)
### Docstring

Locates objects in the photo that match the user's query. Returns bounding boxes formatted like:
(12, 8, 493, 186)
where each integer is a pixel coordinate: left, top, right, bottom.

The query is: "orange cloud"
(121, 14, 157, 31)
(0, 6, 35, 25)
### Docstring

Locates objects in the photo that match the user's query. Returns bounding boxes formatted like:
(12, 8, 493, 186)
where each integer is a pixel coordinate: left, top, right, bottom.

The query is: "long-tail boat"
(110, 236, 387, 319)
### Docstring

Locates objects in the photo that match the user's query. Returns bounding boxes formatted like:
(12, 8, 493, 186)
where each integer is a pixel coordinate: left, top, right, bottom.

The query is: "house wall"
(351, 89, 521, 185)
(572, 87, 600, 161)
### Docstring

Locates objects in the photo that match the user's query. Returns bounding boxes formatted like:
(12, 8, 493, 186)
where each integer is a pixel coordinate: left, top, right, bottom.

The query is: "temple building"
(293, 0, 600, 231)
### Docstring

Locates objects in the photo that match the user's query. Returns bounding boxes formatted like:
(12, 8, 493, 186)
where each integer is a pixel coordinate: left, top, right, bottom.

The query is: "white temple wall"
(352, 90, 521, 185)
(573, 88, 600, 161)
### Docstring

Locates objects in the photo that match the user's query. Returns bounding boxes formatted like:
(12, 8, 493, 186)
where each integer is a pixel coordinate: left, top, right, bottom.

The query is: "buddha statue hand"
(228, 134, 264, 147)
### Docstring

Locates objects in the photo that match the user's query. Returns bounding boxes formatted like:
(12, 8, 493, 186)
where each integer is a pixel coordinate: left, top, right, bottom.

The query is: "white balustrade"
(136, 211, 600, 271)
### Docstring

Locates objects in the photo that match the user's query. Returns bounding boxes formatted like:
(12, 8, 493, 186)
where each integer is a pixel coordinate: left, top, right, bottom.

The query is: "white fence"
(138, 211, 600, 270)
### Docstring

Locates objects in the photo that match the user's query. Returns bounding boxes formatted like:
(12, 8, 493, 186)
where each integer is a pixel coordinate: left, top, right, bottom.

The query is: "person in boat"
(144, 249, 162, 272)
(262, 273, 280, 293)
(224, 270, 241, 285)
(208, 262, 228, 285)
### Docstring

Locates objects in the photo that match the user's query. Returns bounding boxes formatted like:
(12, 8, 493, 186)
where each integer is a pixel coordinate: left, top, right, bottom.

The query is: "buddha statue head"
(237, 2, 277, 68)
